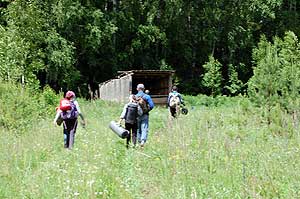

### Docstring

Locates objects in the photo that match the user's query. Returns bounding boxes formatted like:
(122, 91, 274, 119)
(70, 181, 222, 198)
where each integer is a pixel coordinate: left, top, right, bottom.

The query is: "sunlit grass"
(1, 98, 300, 198)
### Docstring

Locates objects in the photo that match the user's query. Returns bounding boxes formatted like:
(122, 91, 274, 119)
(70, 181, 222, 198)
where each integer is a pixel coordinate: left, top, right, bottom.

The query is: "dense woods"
(0, 0, 299, 96)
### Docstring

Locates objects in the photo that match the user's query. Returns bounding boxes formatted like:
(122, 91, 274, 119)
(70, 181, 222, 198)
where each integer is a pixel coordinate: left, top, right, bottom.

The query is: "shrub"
(0, 82, 59, 133)
(202, 56, 223, 97)
(184, 94, 251, 108)
(248, 31, 300, 114)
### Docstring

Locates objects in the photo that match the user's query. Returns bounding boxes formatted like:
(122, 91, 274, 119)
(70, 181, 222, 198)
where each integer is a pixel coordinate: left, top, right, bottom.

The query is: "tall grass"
(1, 91, 300, 198)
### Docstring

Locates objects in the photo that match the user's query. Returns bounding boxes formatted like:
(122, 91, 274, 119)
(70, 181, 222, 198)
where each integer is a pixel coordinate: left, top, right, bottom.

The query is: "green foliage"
(0, 82, 59, 132)
(277, 31, 300, 112)
(202, 56, 223, 96)
(131, 24, 167, 68)
(248, 31, 300, 114)
(263, 104, 295, 137)
(248, 36, 281, 108)
(1, 1, 47, 88)
(184, 94, 251, 108)
(0, 26, 30, 82)
(225, 64, 244, 95)
(45, 30, 79, 86)
(51, 0, 83, 30)
(132, 25, 166, 50)
(0, 0, 292, 97)
(40, 85, 60, 113)
(159, 59, 172, 70)
(82, 8, 118, 52)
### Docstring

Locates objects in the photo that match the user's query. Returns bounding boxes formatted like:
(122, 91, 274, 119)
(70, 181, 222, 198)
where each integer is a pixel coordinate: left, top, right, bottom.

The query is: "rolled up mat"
(181, 107, 188, 115)
(109, 121, 129, 139)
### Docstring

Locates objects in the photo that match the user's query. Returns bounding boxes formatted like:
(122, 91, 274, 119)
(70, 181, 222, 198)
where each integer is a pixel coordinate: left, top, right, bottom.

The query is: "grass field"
(1, 97, 300, 198)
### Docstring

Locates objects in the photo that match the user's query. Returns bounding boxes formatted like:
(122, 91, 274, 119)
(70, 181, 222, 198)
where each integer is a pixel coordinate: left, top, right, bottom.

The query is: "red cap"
(65, 91, 75, 99)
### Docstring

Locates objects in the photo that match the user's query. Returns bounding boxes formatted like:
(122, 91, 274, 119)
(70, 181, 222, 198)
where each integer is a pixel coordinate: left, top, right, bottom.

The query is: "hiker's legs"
(170, 107, 176, 118)
(63, 129, 69, 148)
(175, 105, 180, 117)
(139, 114, 149, 144)
(68, 130, 75, 149)
(137, 118, 142, 143)
(125, 123, 133, 148)
(125, 123, 137, 147)
(64, 119, 78, 149)
(132, 123, 138, 146)
(68, 120, 78, 149)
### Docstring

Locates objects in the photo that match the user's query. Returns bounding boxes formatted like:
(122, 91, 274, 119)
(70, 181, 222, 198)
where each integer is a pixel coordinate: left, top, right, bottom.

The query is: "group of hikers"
(53, 84, 184, 149)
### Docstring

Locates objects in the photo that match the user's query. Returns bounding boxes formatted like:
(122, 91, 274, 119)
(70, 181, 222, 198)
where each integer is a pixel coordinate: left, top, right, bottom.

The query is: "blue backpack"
(60, 101, 78, 120)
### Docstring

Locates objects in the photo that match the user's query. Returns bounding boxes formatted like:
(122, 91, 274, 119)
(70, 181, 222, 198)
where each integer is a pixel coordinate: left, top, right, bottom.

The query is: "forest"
(0, 0, 299, 96)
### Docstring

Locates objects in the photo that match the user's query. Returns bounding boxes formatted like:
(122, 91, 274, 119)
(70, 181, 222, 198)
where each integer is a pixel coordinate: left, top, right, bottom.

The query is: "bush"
(184, 94, 251, 108)
(39, 85, 60, 114)
(248, 31, 300, 114)
(0, 82, 59, 133)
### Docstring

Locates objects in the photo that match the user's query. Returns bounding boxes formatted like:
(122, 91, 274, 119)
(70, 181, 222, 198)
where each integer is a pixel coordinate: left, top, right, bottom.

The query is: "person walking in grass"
(119, 95, 143, 148)
(53, 91, 86, 149)
(135, 84, 154, 147)
(168, 85, 184, 118)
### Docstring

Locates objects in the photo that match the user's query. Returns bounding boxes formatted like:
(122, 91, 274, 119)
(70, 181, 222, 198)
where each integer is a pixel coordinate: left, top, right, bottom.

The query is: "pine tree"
(248, 31, 300, 125)
(202, 55, 223, 97)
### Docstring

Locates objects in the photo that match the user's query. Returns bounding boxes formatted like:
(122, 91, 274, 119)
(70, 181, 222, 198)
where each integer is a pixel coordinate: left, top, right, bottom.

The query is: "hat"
(137, 84, 145, 90)
(65, 91, 75, 99)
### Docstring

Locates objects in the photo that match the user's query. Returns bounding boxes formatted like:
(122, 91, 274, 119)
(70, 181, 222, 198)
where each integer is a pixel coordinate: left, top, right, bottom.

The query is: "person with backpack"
(168, 86, 184, 118)
(135, 83, 154, 147)
(119, 95, 143, 148)
(53, 91, 86, 149)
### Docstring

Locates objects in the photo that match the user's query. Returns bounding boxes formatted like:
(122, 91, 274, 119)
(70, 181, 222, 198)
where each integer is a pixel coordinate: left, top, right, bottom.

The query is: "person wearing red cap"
(54, 91, 86, 149)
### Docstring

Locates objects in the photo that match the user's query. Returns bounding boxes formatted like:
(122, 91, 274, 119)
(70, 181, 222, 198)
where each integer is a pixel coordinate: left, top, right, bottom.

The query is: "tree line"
(0, 0, 299, 98)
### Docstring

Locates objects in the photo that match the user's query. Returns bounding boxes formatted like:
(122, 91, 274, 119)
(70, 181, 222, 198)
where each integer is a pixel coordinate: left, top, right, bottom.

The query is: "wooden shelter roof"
(117, 70, 175, 78)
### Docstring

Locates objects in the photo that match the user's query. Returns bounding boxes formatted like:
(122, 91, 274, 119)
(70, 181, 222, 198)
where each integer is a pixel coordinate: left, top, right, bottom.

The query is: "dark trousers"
(125, 122, 137, 147)
(63, 119, 78, 149)
(170, 107, 177, 118)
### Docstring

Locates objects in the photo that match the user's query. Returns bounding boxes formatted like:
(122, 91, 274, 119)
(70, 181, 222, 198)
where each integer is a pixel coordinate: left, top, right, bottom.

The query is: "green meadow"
(1, 86, 300, 198)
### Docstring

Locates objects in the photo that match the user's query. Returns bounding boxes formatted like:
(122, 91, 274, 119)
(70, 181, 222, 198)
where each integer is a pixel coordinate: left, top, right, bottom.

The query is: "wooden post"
(95, 90, 99, 99)
(168, 74, 173, 93)
(77, 87, 82, 98)
(21, 75, 25, 94)
(88, 84, 93, 100)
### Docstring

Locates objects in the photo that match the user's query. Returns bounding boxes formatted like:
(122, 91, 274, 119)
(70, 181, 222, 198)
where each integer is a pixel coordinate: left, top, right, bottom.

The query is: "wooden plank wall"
(99, 74, 131, 102)
(120, 74, 131, 102)
(151, 95, 168, 104)
(99, 71, 173, 104)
